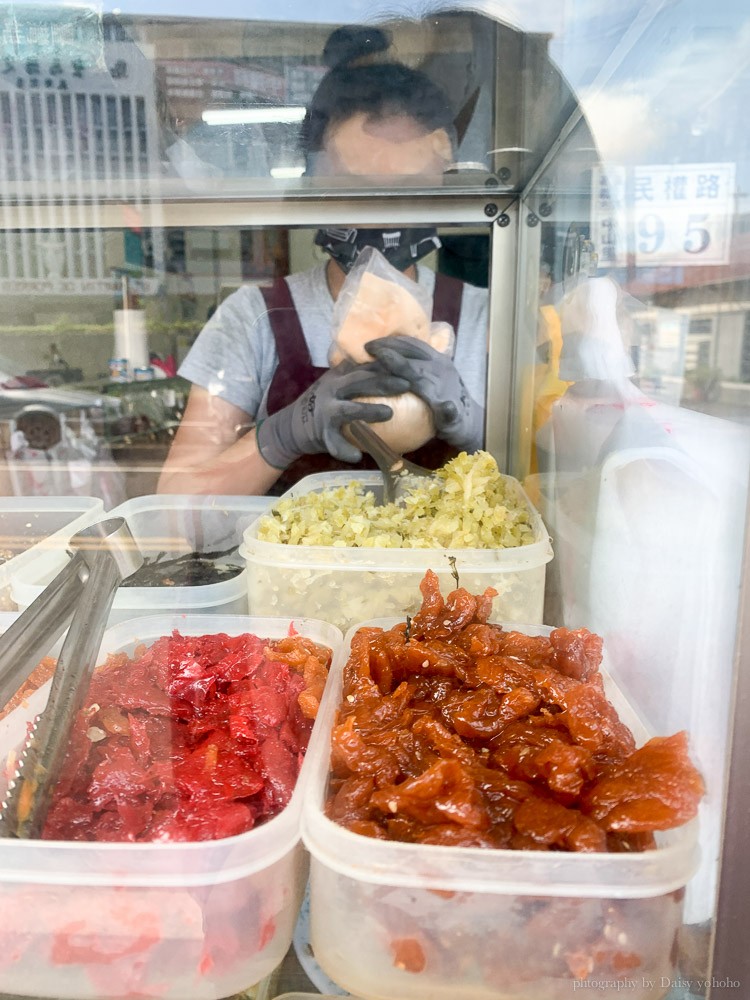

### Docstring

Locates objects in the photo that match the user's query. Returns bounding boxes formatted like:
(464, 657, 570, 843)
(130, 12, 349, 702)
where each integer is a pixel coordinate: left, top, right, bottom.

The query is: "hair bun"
(322, 25, 392, 69)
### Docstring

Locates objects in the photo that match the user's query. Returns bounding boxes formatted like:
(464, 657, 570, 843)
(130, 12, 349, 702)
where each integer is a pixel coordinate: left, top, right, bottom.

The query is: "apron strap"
(431, 271, 464, 335)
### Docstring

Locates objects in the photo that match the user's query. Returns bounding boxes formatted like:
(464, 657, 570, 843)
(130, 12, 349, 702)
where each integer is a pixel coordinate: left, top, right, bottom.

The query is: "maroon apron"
(260, 272, 464, 495)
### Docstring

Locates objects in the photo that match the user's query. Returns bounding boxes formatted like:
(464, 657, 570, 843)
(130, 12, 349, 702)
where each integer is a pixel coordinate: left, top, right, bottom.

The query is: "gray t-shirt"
(179, 262, 488, 420)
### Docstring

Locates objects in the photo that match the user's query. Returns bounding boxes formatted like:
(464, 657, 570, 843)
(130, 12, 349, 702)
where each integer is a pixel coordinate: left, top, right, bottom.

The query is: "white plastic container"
(0, 609, 22, 631)
(11, 494, 270, 623)
(0, 611, 67, 753)
(242, 473, 552, 632)
(0, 612, 342, 1000)
(302, 619, 700, 1000)
(0, 496, 104, 603)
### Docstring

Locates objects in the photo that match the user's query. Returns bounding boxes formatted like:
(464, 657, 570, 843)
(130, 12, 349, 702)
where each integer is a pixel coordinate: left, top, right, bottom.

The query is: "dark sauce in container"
(121, 546, 243, 588)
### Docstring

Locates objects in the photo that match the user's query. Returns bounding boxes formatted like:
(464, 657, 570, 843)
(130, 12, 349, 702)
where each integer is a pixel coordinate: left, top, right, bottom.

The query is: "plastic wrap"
(330, 248, 455, 454)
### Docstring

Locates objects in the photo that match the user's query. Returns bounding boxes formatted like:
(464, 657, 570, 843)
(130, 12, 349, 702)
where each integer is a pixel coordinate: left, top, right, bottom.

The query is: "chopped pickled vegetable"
(256, 451, 538, 549)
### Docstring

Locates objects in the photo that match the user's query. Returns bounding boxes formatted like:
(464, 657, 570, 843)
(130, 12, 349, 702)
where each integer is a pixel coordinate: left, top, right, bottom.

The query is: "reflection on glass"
(0, 9, 581, 194)
(0, 2, 748, 993)
(520, 34, 750, 985)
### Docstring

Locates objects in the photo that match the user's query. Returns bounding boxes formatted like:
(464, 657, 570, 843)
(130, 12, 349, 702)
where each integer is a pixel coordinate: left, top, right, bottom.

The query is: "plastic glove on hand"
(365, 335, 484, 452)
(256, 360, 410, 469)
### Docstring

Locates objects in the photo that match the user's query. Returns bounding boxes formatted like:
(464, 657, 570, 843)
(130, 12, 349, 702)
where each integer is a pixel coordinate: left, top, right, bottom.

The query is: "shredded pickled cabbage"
(257, 452, 537, 549)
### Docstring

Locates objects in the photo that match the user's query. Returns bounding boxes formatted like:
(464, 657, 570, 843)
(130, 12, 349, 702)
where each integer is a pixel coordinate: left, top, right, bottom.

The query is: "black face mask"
(314, 227, 441, 273)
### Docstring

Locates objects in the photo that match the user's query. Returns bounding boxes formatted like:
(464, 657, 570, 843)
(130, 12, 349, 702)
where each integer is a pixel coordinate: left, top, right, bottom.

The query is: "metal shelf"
(0, 173, 512, 231)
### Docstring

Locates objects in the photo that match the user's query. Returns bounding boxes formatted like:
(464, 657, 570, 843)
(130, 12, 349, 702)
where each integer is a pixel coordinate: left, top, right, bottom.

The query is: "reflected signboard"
(592, 162, 736, 268)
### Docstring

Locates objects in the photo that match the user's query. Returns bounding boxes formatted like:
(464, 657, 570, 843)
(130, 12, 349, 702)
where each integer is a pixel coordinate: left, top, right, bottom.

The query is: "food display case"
(0, 1, 748, 999)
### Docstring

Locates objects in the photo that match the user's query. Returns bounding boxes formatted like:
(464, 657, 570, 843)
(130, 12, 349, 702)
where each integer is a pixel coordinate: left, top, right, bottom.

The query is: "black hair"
(301, 24, 457, 166)
(322, 25, 391, 69)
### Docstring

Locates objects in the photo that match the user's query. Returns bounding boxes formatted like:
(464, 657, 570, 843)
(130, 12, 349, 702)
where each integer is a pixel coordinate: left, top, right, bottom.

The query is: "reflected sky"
(3, 0, 748, 193)
(571, 0, 750, 197)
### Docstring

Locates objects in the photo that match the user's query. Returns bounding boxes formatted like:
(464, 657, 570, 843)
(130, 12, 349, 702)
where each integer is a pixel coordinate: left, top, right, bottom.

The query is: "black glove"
(256, 360, 409, 469)
(365, 335, 484, 452)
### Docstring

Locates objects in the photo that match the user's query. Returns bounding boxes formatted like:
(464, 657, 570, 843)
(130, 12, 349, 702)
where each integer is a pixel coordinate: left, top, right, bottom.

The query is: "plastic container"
(242, 472, 552, 632)
(301, 619, 700, 1000)
(0, 611, 67, 747)
(0, 612, 342, 1000)
(0, 496, 104, 602)
(11, 494, 271, 623)
(0, 609, 22, 631)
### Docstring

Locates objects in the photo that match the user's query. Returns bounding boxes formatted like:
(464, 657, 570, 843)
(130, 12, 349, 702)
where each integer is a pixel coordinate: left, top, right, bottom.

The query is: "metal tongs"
(0, 517, 143, 839)
(347, 420, 435, 505)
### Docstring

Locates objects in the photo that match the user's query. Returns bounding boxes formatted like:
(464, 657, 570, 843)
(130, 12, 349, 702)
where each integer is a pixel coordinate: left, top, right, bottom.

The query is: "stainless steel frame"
(1, 193, 498, 230)
(710, 482, 750, 997)
(485, 199, 519, 470)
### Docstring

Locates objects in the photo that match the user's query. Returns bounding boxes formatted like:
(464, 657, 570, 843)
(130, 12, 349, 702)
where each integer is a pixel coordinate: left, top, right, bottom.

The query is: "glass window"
(515, 7, 750, 995)
(0, 4, 748, 998)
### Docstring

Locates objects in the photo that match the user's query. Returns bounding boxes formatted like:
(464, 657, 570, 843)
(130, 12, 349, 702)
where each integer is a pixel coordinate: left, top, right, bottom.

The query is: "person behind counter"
(158, 26, 488, 496)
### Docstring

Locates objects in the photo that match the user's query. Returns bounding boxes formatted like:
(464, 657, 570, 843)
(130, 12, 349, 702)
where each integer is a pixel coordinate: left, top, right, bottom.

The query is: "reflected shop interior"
(0, 5, 748, 499)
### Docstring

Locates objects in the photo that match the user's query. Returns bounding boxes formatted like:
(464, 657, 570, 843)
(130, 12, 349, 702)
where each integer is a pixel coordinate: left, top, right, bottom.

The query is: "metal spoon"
(347, 419, 435, 505)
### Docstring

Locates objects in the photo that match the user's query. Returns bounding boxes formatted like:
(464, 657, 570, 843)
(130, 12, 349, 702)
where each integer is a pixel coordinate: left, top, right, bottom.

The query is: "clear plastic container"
(0, 609, 21, 630)
(0, 611, 66, 750)
(0, 612, 342, 1000)
(11, 494, 270, 622)
(242, 473, 553, 632)
(0, 496, 105, 602)
(301, 620, 700, 1000)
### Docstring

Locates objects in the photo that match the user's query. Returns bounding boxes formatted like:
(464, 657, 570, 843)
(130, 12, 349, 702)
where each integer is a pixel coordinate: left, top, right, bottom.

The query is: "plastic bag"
(330, 247, 454, 454)
(557, 275, 635, 382)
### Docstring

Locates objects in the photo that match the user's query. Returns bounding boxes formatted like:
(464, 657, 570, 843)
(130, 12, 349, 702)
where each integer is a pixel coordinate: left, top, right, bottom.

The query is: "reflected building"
(0, 17, 164, 298)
